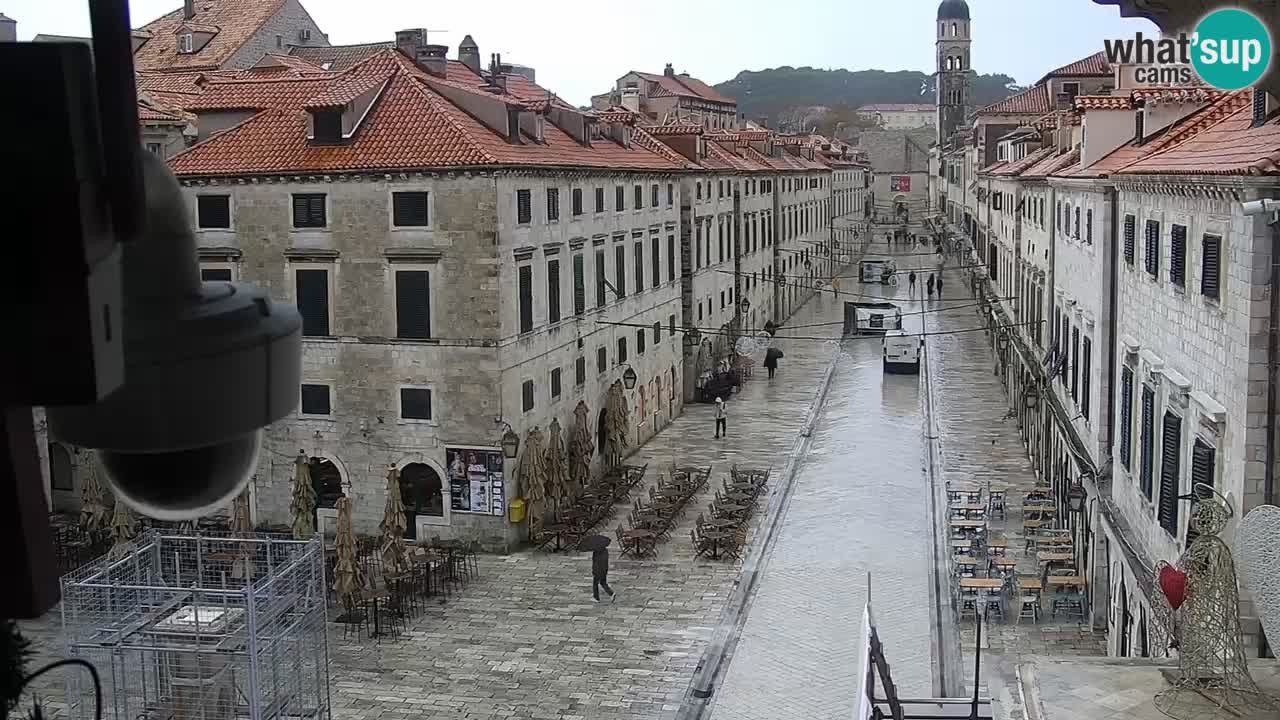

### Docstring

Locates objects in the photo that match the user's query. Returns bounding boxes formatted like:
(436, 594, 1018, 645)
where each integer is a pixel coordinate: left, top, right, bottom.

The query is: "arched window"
(945, 57, 953, 71)
(951, 22, 958, 37)
(400, 462, 444, 539)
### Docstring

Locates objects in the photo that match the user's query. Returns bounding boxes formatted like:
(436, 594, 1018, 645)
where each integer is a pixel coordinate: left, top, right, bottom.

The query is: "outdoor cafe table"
(725, 491, 755, 504)
(950, 519, 986, 529)
(991, 559, 1018, 574)
(959, 578, 1004, 591)
(1023, 520, 1044, 531)
(541, 523, 571, 552)
(707, 517, 737, 529)
(622, 528, 657, 557)
(1018, 577, 1044, 592)
(716, 503, 747, 518)
(1046, 575, 1087, 589)
(1038, 552, 1075, 564)
(702, 530, 731, 560)
(953, 556, 978, 567)
(656, 486, 685, 500)
(950, 539, 973, 551)
(987, 538, 1009, 550)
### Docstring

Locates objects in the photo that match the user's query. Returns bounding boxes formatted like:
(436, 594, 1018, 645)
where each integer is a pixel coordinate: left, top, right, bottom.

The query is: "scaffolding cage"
(60, 530, 331, 720)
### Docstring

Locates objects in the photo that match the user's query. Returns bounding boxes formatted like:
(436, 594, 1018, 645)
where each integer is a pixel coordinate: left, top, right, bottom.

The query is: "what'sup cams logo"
(1103, 7, 1273, 91)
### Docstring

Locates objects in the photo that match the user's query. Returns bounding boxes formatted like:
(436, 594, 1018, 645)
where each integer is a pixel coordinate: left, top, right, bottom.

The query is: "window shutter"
(616, 186, 624, 210)
(1086, 209, 1093, 245)
(1186, 440, 1216, 546)
(547, 260, 561, 324)
(1145, 220, 1160, 277)
(518, 265, 533, 333)
(521, 380, 534, 412)
(633, 242, 644, 293)
(392, 192, 429, 227)
(201, 267, 232, 282)
(1119, 366, 1133, 470)
(546, 188, 559, 221)
(1082, 336, 1092, 421)
(1140, 385, 1155, 499)
(300, 384, 331, 415)
(1158, 412, 1182, 536)
(517, 189, 532, 224)
(573, 255, 585, 316)
(1170, 224, 1186, 286)
(1074, 206, 1080, 238)
(575, 356, 586, 385)
(651, 237, 661, 289)
(292, 194, 326, 228)
(596, 347, 606, 373)
(1070, 326, 1080, 401)
(400, 388, 432, 420)
(296, 269, 329, 336)
(551, 368, 562, 398)
(1201, 234, 1221, 299)
(595, 250, 606, 307)
(197, 195, 231, 229)
(572, 188, 583, 216)
(615, 245, 626, 297)
(395, 270, 431, 339)
(667, 236, 676, 282)
(1060, 317, 1069, 383)
(1123, 215, 1135, 264)
(595, 188, 604, 213)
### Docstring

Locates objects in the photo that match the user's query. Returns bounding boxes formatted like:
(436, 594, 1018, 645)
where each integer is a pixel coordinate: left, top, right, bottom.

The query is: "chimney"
(415, 44, 449, 77)
(621, 86, 640, 114)
(395, 28, 428, 60)
(183, 0, 195, 20)
(663, 63, 675, 78)
(459, 34, 481, 76)
(487, 53, 507, 93)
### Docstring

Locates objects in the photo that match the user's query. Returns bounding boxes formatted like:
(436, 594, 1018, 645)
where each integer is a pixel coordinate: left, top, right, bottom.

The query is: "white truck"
(882, 330, 922, 374)
(844, 302, 903, 336)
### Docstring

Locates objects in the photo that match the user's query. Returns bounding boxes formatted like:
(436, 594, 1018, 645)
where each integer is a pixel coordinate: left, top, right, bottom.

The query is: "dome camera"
(47, 150, 302, 520)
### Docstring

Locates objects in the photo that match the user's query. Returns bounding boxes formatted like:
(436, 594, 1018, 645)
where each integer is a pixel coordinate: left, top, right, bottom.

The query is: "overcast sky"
(6, 0, 1156, 106)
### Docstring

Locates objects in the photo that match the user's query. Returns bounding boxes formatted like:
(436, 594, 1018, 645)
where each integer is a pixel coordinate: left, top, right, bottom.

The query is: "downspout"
(1045, 183, 1058, 477)
(1266, 210, 1279, 507)
(1105, 185, 1120, 458)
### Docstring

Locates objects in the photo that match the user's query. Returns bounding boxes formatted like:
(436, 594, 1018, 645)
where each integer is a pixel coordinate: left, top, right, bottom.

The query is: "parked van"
(882, 331, 922, 374)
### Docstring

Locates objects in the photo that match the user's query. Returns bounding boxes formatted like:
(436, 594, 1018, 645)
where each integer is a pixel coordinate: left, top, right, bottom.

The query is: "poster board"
(890, 175, 912, 192)
(445, 447, 506, 517)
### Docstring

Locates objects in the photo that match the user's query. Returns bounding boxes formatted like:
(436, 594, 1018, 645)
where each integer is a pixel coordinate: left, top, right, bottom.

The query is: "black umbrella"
(766, 348, 784, 361)
(578, 534, 611, 552)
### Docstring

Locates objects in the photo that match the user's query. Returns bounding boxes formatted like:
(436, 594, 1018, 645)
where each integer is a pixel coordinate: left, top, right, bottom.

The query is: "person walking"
(926, 273, 935, 298)
(714, 396, 728, 438)
(592, 546, 615, 603)
(936, 274, 944, 298)
(908, 270, 917, 294)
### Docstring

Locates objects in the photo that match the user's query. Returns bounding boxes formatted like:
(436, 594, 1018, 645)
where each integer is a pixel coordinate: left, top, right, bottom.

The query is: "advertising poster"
(890, 175, 911, 193)
(445, 447, 506, 516)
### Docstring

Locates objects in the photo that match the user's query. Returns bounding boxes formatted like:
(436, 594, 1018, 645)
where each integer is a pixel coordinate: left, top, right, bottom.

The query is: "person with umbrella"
(926, 272, 936, 298)
(580, 535, 616, 603)
(764, 346, 783, 379)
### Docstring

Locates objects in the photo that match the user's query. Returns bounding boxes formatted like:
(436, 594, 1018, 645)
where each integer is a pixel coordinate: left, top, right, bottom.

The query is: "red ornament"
(1159, 564, 1188, 610)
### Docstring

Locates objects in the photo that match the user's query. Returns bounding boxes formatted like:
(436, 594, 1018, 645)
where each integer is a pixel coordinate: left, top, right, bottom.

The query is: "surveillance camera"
(1241, 199, 1279, 216)
(47, 150, 302, 520)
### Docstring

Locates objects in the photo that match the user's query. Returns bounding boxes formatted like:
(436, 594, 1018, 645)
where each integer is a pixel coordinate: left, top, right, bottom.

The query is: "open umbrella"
(569, 401, 594, 494)
(333, 495, 364, 613)
(78, 451, 111, 544)
(379, 465, 410, 582)
(577, 534, 611, 552)
(107, 500, 138, 560)
(518, 427, 547, 529)
(290, 452, 317, 539)
(545, 419, 567, 520)
(229, 490, 255, 580)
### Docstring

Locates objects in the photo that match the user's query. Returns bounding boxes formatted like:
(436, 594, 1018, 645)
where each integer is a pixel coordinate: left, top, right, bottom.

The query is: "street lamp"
(739, 298, 751, 313)
(495, 419, 520, 459)
(686, 326, 702, 345)
(622, 365, 638, 390)
(1067, 479, 1087, 513)
(804, 258, 812, 271)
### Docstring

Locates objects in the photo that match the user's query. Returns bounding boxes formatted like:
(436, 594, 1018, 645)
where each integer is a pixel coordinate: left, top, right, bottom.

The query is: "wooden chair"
(615, 525, 630, 557)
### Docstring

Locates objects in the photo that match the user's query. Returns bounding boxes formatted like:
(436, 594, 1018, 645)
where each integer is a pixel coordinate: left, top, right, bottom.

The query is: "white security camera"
(47, 150, 302, 520)
(1241, 199, 1280, 216)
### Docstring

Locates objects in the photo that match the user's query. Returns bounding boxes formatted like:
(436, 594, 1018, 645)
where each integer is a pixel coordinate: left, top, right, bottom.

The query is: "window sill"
(299, 413, 335, 421)
(398, 418, 438, 427)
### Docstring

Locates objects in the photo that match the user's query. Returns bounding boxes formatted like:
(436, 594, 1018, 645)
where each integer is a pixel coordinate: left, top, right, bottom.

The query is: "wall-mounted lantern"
(622, 365, 638, 390)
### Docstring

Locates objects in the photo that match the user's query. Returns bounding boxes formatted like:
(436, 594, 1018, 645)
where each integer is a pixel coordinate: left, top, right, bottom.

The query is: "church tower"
(936, 0, 972, 144)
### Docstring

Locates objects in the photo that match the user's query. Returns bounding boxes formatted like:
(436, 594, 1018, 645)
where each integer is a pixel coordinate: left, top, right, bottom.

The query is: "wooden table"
(1022, 519, 1043, 530)
(949, 503, 986, 513)
(725, 491, 755, 503)
(991, 559, 1018, 573)
(987, 538, 1008, 550)
(1018, 578, 1043, 592)
(950, 539, 973, 550)
(702, 530, 731, 559)
(959, 578, 1004, 590)
(622, 528, 656, 557)
(716, 503, 747, 517)
(541, 523, 570, 552)
(953, 556, 978, 566)
(950, 520, 987, 529)
(1038, 552, 1075, 564)
(1046, 575, 1087, 588)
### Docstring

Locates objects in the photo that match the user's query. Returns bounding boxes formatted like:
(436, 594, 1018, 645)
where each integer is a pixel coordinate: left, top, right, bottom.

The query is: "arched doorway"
(309, 456, 344, 523)
(399, 463, 444, 540)
(596, 407, 608, 456)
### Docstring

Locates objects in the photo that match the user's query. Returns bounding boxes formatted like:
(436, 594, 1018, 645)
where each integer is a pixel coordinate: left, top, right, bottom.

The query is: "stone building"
(856, 103, 936, 131)
(934, 0, 971, 141)
(592, 65, 739, 130)
(130, 0, 328, 72)
(858, 128, 933, 228)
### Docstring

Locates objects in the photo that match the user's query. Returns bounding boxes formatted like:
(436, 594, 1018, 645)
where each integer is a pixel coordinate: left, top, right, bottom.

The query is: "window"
(572, 188, 583, 217)
(637, 328, 646, 354)
(1070, 326, 1080, 401)
(1144, 220, 1160, 277)
(1074, 206, 1080, 239)
(517, 265, 533, 333)
(617, 336, 628, 363)
(651, 237, 661, 290)
(595, 187, 605, 213)
(1123, 215, 1136, 265)
(1085, 209, 1093, 245)
(1119, 366, 1133, 470)
(667, 183, 674, 206)
(572, 255, 585, 316)
(300, 384, 331, 416)
(516, 189, 532, 224)
(718, 222, 725, 262)
(197, 195, 231, 229)
(667, 236, 676, 282)
(1170, 224, 1187, 286)
(697, 183, 702, 200)
(401, 387, 432, 420)
(1187, 439, 1216, 546)
(718, 180, 724, 198)
(634, 185, 643, 209)
(653, 321, 661, 344)
(392, 191, 429, 227)
(546, 188, 560, 222)
(201, 267, 232, 282)
(1158, 411, 1182, 536)
(1082, 336, 1092, 421)
(615, 186, 625, 211)
(695, 225, 703, 268)
(720, 290, 725, 310)
(547, 259, 561, 324)
(595, 250, 607, 307)
(178, 32, 193, 53)
(521, 380, 534, 412)
(1140, 385, 1155, 499)
(395, 270, 432, 339)
(615, 243, 627, 298)
(633, 242, 644, 293)
(597, 347, 607, 374)
(295, 268, 330, 336)
(1059, 316, 1069, 383)
(146, 142, 163, 155)
(651, 184, 659, 207)
(1201, 234, 1221, 299)
(550, 368, 562, 399)
(291, 193, 326, 228)
(575, 357, 586, 385)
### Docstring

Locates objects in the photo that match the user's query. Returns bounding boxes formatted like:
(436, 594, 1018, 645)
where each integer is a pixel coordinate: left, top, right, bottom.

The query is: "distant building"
(592, 64, 738, 130)
(856, 103, 936, 130)
(858, 128, 933, 225)
(130, 0, 329, 72)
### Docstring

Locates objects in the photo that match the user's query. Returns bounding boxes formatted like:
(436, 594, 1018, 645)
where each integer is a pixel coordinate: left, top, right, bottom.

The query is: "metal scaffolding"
(60, 530, 331, 720)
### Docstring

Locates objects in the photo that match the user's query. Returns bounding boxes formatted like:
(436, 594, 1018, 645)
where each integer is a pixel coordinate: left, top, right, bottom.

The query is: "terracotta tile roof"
(289, 42, 393, 71)
(990, 146, 1057, 176)
(137, 96, 189, 124)
(176, 21, 221, 35)
(303, 72, 392, 110)
(1074, 94, 1133, 111)
(644, 124, 704, 136)
(1130, 87, 1224, 106)
(978, 84, 1051, 116)
(133, 0, 288, 71)
(168, 49, 687, 177)
(136, 69, 238, 95)
(635, 71, 735, 105)
(594, 107, 639, 123)
(1036, 51, 1111, 84)
(1117, 104, 1280, 176)
(980, 160, 1008, 174)
(250, 53, 327, 73)
(631, 127, 701, 170)
(1022, 148, 1079, 178)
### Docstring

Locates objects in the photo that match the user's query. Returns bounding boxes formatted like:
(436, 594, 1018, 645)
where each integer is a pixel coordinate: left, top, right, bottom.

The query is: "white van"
(882, 331, 922, 374)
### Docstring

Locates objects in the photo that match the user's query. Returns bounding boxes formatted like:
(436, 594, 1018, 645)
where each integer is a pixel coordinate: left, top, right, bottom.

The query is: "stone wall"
(225, 0, 329, 70)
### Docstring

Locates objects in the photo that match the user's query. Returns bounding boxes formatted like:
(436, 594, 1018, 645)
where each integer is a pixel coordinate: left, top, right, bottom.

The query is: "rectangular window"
(1140, 385, 1155, 500)
(400, 388, 432, 420)
(1059, 316, 1069, 384)
(633, 242, 644, 293)
(518, 265, 533, 333)
(651, 184, 659, 207)
(517, 189, 532, 224)
(572, 188, 583, 217)
(1123, 215, 1136, 265)
(595, 187, 605, 213)
(653, 321, 661, 344)
(572, 255, 585, 316)
(637, 328, 645, 355)
(597, 347, 607, 374)
(197, 195, 231, 229)
(595, 250, 607, 307)
(392, 191, 429, 227)
(1187, 439, 1216, 546)
(546, 259, 561, 324)
(291, 193, 326, 228)
(295, 268, 329, 336)
(300, 383, 331, 416)
(617, 336, 628, 363)
(201, 267, 232, 282)
(546, 188, 560, 222)
(667, 183, 674, 206)
(616, 186, 625, 211)
(695, 225, 703, 268)
(696, 183, 702, 200)
(1170, 224, 1187, 287)
(1201, 234, 1221, 299)
(668, 314, 676, 338)
(1082, 335, 1092, 422)
(1070, 326, 1080, 402)
(651, 237, 661, 290)
(521, 380, 534, 412)
(1085, 208, 1093, 245)
(718, 223, 725, 262)
(1158, 411, 1182, 536)
(550, 367, 562, 399)
(614, 245, 627, 298)
(1144, 220, 1160, 277)
(1074, 206, 1080, 239)
(395, 270, 431, 339)
(575, 357, 586, 386)
(1119, 366, 1133, 470)
(667, 235, 676, 282)
(634, 185, 643, 209)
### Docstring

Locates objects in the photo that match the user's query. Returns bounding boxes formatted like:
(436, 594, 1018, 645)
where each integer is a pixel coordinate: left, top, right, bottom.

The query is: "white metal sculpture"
(1237, 504, 1280, 671)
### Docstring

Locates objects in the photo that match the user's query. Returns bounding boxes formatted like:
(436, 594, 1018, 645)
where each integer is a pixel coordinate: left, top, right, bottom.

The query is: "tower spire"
(935, 0, 972, 145)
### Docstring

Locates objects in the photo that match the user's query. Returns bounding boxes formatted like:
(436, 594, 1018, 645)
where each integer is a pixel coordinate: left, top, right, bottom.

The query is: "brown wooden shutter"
(1158, 411, 1182, 536)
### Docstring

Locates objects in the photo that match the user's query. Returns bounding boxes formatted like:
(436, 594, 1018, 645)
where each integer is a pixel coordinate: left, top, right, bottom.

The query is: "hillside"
(713, 67, 1021, 124)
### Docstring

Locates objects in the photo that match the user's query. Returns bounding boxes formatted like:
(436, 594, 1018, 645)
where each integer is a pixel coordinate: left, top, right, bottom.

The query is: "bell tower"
(936, 0, 972, 144)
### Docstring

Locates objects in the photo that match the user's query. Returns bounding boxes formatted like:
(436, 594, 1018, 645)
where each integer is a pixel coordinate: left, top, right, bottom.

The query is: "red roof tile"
(990, 146, 1057, 176)
(1130, 87, 1224, 106)
(303, 72, 392, 110)
(251, 53, 327, 73)
(978, 84, 1051, 116)
(635, 71, 735, 105)
(644, 124, 704, 136)
(289, 42, 393, 71)
(1074, 95, 1133, 110)
(1118, 104, 1280, 176)
(133, 0, 288, 71)
(1022, 148, 1079, 178)
(1037, 51, 1111, 84)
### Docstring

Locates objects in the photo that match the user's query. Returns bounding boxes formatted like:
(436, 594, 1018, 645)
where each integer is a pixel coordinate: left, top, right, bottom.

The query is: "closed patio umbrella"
(569, 401, 594, 495)
(107, 500, 138, 560)
(605, 381, 631, 468)
(230, 490, 255, 580)
(379, 465, 410, 582)
(519, 427, 547, 529)
(333, 495, 364, 613)
(78, 451, 111, 544)
(290, 451, 317, 539)
(545, 419, 567, 520)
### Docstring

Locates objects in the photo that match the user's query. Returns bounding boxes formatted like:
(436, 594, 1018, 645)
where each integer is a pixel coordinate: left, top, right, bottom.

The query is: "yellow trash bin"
(509, 497, 527, 524)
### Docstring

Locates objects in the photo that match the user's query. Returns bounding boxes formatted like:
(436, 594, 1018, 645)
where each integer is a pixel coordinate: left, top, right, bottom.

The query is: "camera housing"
(47, 150, 302, 520)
